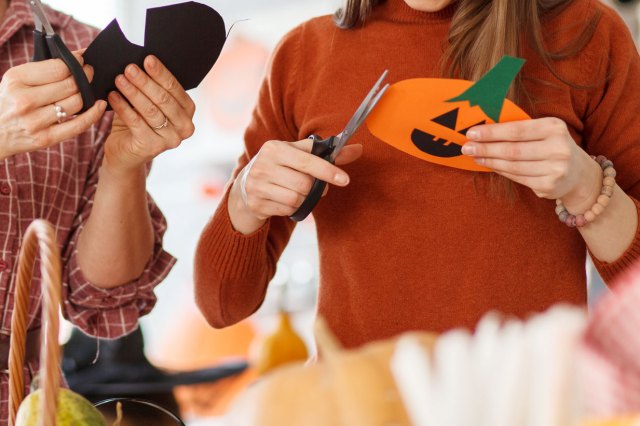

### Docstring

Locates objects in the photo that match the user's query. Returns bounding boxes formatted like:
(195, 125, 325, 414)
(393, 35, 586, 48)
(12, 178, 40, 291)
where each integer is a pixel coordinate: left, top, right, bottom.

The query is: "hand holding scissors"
(29, 0, 95, 111)
(0, 1, 106, 161)
(228, 71, 388, 234)
(289, 70, 389, 221)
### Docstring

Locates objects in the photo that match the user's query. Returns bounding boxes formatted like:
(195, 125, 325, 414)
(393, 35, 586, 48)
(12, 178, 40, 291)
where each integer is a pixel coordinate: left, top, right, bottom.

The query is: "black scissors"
(29, 0, 95, 112)
(290, 70, 389, 222)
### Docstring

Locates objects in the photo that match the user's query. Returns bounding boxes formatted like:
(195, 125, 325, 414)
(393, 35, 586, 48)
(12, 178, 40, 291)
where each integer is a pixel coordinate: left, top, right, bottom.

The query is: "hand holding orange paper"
(366, 56, 530, 172)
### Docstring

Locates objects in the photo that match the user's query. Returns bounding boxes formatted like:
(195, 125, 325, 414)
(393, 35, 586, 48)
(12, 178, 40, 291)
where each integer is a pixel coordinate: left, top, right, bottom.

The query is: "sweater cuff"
(590, 196, 640, 283)
(200, 190, 271, 281)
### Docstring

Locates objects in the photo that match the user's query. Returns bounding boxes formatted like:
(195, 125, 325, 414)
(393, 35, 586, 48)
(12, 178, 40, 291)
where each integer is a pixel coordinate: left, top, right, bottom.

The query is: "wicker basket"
(8, 220, 62, 426)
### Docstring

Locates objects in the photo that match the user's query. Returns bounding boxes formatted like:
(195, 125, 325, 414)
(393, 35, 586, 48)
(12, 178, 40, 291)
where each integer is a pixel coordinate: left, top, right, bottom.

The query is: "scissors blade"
(348, 83, 389, 134)
(29, 0, 54, 35)
(329, 70, 389, 162)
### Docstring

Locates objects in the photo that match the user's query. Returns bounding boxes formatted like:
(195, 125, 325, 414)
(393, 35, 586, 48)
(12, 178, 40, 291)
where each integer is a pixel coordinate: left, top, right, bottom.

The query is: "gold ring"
(153, 116, 169, 130)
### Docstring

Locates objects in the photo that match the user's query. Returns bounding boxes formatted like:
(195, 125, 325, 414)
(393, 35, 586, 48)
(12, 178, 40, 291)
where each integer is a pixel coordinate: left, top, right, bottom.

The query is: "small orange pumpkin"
(367, 56, 531, 172)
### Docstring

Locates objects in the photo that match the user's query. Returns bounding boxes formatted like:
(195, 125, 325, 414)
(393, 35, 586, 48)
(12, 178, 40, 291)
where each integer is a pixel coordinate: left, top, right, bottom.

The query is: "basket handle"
(8, 220, 62, 426)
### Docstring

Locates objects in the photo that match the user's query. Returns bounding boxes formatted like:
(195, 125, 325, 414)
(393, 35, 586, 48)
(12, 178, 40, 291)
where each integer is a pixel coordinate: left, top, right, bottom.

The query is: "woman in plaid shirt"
(0, 0, 195, 418)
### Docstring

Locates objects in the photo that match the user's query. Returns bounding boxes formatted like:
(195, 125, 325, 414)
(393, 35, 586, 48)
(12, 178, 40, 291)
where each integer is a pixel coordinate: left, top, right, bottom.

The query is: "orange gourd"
(251, 311, 309, 375)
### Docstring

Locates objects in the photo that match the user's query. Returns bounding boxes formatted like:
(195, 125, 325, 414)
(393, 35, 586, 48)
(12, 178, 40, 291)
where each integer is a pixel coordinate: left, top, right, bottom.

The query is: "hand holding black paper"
(103, 55, 196, 173)
(83, 1, 226, 107)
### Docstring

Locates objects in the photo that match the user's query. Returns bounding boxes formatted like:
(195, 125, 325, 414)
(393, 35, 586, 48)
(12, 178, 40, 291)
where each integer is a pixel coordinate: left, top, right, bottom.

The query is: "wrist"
(103, 135, 150, 178)
(0, 133, 16, 161)
(100, 156, 147, 183)
(556, 155, 617, 228)
(560, 156, 602, 214)
(228, 177, 267, 235)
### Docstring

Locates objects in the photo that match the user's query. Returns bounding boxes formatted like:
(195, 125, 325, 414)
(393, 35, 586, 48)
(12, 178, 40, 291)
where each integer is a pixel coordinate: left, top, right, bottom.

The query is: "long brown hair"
(335, 0, 601, 102)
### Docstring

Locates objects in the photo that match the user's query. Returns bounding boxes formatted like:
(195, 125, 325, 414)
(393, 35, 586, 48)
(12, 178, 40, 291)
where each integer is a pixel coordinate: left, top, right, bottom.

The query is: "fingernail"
(109, 91, 121, 102)
(335, 174, 349, 186)
(116, 74, 129, 87)
(126, 64, 139, 77)
(461, 144, 476, 156)
(146, 55, 157, 69)
(97, 100, 107, 109)
(475, 158, 485, 165)
(467, 130, 480, 140)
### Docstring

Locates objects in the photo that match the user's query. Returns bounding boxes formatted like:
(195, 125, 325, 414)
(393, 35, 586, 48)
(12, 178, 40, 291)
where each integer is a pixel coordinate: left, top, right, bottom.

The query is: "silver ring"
(53, 104, 67, 124)
(152, 116, 168, 130)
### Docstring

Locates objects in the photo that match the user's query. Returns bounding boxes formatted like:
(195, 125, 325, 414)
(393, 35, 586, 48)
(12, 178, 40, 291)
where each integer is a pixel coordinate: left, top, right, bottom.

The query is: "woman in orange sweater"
(194, 0, 640, 348)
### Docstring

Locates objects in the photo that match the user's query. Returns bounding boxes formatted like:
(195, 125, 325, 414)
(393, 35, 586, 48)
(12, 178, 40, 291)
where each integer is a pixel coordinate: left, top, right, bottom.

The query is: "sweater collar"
(372, 0, 457, 24)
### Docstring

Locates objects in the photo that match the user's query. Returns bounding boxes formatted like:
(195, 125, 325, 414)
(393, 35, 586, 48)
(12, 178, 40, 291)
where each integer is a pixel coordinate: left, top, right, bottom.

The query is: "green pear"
(16, 388, 108, 426)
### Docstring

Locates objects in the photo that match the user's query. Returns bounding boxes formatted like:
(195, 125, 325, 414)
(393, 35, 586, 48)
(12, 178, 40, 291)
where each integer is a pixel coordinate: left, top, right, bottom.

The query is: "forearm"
(579, 185, 638, 263)
(77, 160, 154, 288)
(195, 190, 289, 327)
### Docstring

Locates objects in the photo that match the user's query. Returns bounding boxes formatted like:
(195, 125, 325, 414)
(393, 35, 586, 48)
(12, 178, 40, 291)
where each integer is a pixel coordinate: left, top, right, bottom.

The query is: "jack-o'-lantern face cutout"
(367, 56, 531, 172)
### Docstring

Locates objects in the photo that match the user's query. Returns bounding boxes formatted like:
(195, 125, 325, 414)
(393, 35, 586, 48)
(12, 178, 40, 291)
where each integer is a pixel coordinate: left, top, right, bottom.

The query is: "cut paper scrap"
(367, 56, 530, 172)
(83, 1, 226, 106)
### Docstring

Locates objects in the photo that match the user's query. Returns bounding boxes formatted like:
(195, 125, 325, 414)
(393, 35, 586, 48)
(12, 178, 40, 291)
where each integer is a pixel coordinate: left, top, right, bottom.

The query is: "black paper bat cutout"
(83, 1, 226, 106)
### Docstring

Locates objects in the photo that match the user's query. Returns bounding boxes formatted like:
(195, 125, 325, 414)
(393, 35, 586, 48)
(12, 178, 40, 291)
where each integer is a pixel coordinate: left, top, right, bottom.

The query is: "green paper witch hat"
(447, 56, 525, 123)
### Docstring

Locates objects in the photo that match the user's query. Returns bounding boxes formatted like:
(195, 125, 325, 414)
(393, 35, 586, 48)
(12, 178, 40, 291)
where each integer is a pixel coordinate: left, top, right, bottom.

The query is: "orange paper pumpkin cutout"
(367, 56, 531, 172)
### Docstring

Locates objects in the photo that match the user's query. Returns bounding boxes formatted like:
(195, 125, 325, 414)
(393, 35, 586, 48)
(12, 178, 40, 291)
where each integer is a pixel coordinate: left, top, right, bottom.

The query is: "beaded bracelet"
(555, 155, 616, 228)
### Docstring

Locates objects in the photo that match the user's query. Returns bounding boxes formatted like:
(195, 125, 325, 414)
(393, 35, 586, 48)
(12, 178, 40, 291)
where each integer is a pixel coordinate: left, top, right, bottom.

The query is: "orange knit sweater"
(195, 0, 640, 348)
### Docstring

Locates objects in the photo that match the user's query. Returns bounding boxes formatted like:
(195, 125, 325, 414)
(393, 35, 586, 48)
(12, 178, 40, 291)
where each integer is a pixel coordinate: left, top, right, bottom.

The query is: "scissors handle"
(290, 135, 336, 222)
(32, 30, 49, 63)
(32, 31, 96, 113)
